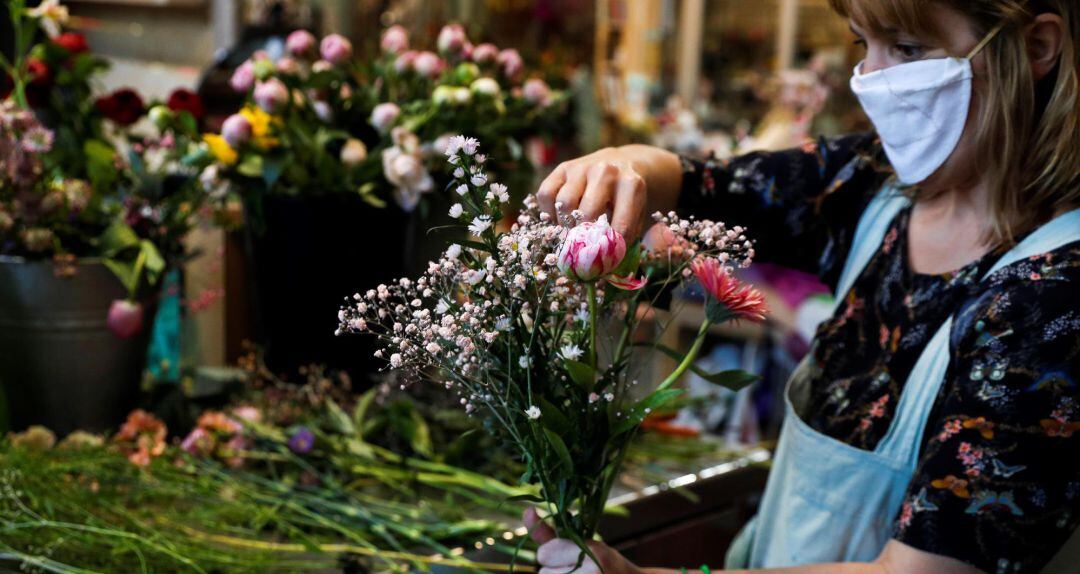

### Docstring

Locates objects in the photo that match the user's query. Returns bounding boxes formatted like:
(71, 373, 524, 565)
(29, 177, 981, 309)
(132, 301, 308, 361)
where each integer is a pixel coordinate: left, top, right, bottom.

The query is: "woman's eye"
(852, 38, 867, 50)
(893, 43, 925, 60)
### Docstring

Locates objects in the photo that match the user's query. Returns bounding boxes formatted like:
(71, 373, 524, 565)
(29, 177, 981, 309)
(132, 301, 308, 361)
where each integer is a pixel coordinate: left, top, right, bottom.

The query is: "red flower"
(691, 257, 768, 323)
(96, 88, 145, 126)
(26, 58, 52, 86)
(166, 88, 205, 121)
(53, 32, 89, 54)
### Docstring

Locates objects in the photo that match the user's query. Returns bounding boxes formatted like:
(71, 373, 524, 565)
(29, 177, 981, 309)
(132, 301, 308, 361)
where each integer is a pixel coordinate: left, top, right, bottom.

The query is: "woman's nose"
(861, 47, 890, 75)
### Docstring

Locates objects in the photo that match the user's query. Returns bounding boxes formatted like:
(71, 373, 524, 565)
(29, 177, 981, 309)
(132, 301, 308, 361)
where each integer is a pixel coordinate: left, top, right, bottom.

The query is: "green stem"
(656, 318, 711, 392)
(587, 282, 598, 373)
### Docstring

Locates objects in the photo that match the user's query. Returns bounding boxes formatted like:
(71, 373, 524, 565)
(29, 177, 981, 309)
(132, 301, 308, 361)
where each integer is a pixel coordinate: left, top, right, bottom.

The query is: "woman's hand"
(535, 145, 683, 242)
(524, 507, 642, 574)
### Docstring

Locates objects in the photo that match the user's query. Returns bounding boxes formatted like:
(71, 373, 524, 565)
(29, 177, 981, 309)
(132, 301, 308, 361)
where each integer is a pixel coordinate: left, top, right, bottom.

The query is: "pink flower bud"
(276, 57, 301, 75)
(436, 24, 468, 54)
(497, 48, 524, 80)
(254, 78, 288, 114)
(413, 51, 443, 78)
(319, 34, 353, 65)
(369, 102, 400, 133)
(221, 113, 252, 148)
(229, 60, 255, 93)
(286, 29, 316, 57)
(107, 299, 144, 339)
(394, 50, 417, 73)
(557, 215, 627, 282)
(381, 25, 409, 54)
(523, 78, 551, 105)
(471, 43, 498, 64)
(340, 138, 367, 166)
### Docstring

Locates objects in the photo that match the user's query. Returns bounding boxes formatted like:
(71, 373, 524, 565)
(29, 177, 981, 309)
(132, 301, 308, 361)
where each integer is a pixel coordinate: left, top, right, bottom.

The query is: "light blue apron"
(725, 185, 1080, 569)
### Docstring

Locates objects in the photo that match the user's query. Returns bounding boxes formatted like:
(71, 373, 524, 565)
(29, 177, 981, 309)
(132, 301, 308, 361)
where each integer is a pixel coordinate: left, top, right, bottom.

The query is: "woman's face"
(850, 5, 987, 192)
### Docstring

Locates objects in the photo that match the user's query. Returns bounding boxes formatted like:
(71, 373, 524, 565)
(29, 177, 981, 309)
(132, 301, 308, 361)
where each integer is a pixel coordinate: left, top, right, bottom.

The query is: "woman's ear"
(1026, 13, 1066, 81)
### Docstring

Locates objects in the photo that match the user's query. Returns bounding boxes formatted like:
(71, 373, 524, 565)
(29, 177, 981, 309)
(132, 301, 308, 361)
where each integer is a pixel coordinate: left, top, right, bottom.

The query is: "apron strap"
(877, 207, 1080, 464)
(832, 184, 910, 314)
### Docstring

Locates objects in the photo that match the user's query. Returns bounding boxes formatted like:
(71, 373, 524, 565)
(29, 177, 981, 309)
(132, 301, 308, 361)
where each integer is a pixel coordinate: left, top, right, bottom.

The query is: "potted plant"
(201, 23, 568, 380)
(0, 0, 218, 435)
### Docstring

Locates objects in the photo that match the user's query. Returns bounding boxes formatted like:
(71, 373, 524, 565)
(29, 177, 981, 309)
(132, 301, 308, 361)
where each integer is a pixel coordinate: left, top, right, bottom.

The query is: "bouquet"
(202, 23, 567, 214)
(0, 0, 220, 337)
(337, 136, 767, 553)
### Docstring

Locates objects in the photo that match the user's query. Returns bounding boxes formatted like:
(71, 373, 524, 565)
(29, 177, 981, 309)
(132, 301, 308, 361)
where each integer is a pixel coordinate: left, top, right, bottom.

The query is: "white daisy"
(468, 216, 492, 236)
(560, 344, 583, 361)
(525, 406, 541, 420)
(448, 203, 464, 218)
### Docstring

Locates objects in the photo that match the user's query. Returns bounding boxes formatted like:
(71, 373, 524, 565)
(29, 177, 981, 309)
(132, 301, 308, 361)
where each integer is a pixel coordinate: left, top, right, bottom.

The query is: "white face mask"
(849, 24, 1004, 184)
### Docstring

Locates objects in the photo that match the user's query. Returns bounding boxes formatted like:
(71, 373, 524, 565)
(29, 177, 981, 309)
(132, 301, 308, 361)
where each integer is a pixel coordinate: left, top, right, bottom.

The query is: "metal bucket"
(0, 256, 157, 435)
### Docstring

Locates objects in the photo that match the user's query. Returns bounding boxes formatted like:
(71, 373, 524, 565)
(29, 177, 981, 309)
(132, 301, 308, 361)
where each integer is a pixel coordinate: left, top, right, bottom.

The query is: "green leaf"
(99, 222, 140, 255)
(102, 258, 138, 295)
(352, 390, 377, 435)
(177, 111, 198, 136)
(324, 398, 355, 435)
(644, 343, 760, 391)
(563, 360, 596, 389)
(611, 388, 685, 436)
(543, 428, 574, 474)
(537, 397, 571, 436)
(139, 240, 165, 274)
(357, 183, 386, 208)
(506, 493, 545, 503)
(407, 408, 433, 458)
(84, 139, 118, 191)
(613, 243, 642, 277)
(236, 154, 264, 178)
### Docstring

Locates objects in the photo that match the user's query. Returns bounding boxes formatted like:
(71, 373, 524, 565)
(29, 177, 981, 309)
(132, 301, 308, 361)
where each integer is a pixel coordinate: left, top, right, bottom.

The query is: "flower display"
(114, 410, 167, 467)
(337, 138, 766, 552)
(203, 22, 568, 212)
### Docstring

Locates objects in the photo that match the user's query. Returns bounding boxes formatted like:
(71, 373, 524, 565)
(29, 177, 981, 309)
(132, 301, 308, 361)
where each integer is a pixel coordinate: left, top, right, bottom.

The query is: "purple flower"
(286, 29, 316, 57)
(288, 426, 315, 454)
(221, 113, 252, 148)
(319, 34, 353, 65)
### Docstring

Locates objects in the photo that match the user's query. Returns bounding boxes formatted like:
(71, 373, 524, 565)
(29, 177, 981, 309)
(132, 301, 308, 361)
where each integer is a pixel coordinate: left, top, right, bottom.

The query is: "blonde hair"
(830, 0, 1079, 245)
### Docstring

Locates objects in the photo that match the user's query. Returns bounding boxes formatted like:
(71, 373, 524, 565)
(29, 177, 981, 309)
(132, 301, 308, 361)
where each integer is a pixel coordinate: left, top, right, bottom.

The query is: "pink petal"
(608, 274, 648, 291)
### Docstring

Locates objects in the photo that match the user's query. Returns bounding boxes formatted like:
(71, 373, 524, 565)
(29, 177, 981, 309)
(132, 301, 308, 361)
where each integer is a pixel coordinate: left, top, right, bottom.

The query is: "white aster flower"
(525, 406, 541, 420)
(445, 135, 465, 157)
(456, 184, 469, 196)
(453, 167, 465, 178)
(490, 183, 509, 203)
(448, 203, 464, 218)
(445, 243, 462, 260)
(560, 344, 583, 361)
(518, 355, 532, 368)
(460, 137, 480, 155)
(574, 308, 590, 324)
(468, 216, 492, 236)
(470, 173, 487, 187)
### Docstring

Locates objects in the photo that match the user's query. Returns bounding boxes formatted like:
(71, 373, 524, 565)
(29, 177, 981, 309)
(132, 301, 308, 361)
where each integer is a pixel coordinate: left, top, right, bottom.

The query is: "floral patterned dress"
(679, 135, 1080, 574)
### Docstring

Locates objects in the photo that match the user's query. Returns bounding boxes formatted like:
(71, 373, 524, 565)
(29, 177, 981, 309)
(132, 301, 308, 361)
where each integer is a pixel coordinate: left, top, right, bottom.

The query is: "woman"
(524, 1, 1079, 573)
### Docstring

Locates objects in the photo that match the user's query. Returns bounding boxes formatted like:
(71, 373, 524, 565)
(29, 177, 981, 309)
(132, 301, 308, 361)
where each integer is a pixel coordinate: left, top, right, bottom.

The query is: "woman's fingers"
(523, 507, 556, 545)
(537, 539, 599, 568)
(554, 165, 589, 219)
(611, 169, 646, 240)
(536, 164, 567, 221)
(578, 162, 618, 222)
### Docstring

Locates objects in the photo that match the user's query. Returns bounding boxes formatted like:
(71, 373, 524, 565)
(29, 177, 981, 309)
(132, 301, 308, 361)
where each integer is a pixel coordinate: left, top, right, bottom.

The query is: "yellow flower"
(239, 105, 280, 149)
(203, 134, 238, 165)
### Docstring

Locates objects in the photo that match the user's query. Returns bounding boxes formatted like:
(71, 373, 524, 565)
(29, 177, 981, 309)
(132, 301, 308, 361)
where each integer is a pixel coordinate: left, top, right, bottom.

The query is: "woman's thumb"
(523, 507, 556, 544)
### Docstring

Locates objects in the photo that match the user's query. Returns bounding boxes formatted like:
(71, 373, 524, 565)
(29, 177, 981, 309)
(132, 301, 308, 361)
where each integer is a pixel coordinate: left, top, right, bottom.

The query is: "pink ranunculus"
(394, 50, 417, 73)
(412, 51, 443, 79)
(522, 78, 551, 105)
(381, 25, 409, 54)
(471, 43, 498, 64)
(286, 29, 317, 57)
(253, 78, 288, 114)
(436, 23, 468, 55)
(229, 60, 255, 93)
(557, 214, 627, 282)
(497, 48, 524, 80)
(320, 34, 353, 65)
(107, 300, 144, 339)
(369, 102, 400, 133)
(221, 113, 252, 148)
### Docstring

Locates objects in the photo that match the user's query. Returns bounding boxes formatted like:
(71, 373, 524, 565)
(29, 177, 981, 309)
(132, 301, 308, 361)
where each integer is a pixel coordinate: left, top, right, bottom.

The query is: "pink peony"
(107, 300, 144, 339)
(471, 43, 498, 64)
(523, 78, 551, 105)
(394, 50, 417, 74)
(221, 113, 252, 148)
(436, 23, 468, 54)
(253, 78, 288, 114)
(413, 51, 443, 79)
(381, 25, 409, 54)
(319, 34, 353, 65)
(557, 214, 627, 282)
(286, 29, 316, 57)
(369, 102, 400, 133)
(497, 49, 524, 80)
(229, 60, 255, 93)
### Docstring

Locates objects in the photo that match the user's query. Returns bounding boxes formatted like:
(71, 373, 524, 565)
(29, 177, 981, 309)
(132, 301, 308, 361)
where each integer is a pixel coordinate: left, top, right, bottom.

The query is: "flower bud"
(432, 85, 454, 106)
(340, 138, 367, 167)
(369, 102, 400, 133)
(471, 43, 498, 64)
(437, 24, 468, 54)
(252, 58, 275, 81)
(286, 29, 316, 57)
(320, 34, 353, 65)
(221, 113, 252, 148)
(148, 105, 173, 129)
(394, 50, 417, 73)
(452, 87, 472, 105)
(523, 78, 551, 106)
(470, 77, 500, 97)
(254, 78, 288, 114)
(107, 300, 144, 339)
(497, 49, 524, 80)
(454, 62, 480, 84)
(381, 25, 409, 54)
(557, 214, 627, 282)
(229, 60, 255, 92)
(276, 57, 301, 75)
(413, 51, 443, 79)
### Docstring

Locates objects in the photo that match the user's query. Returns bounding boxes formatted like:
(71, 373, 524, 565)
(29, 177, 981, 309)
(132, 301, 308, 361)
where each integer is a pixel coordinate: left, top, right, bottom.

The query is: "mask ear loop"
(967, 20, 1008, 59)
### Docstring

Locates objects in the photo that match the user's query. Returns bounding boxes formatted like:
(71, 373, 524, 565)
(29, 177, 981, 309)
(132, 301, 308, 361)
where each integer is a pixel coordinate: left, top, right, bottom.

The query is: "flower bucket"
(0, 257, 157, 435)
(244, 193, 411, 381)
